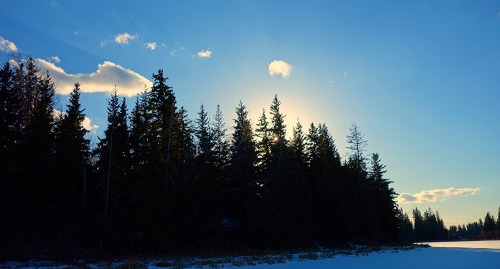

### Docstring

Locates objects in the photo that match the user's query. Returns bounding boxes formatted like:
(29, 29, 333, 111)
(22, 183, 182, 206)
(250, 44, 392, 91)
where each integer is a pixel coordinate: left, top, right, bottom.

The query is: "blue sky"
(1, 0, 499, 226)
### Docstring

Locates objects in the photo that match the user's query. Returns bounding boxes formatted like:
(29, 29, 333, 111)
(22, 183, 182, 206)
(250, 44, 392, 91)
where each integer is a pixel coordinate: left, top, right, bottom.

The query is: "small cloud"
(53, 109, 98, 131)
(197, 49, 212, 59)
(82, 117, 99, 131)
(145, 42, 157, 50)
(268, 60, 292, 78)
(114, 32, 137, 44)
(398, 187, 480, 204)
(0, 36, 18, 53)
(50, 56, 61, 63)
(73, 30, 79, 36)
(36, 59, 152, 97)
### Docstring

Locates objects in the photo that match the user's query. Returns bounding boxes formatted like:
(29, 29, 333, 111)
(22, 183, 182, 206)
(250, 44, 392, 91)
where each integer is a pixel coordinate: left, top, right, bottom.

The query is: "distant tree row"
(397, 207, 447, 242)
(0, 59, 399, 258)
(449, 207, 500, 240)
(397, 206, 500, 242)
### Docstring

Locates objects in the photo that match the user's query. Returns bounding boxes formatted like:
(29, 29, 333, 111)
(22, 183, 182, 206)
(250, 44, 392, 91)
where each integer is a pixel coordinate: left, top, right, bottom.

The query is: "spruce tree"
(497, 206, 500, 231)
(53, 82, 90, 244)
(95, 88, 130, 248)
(230, 100, 257, 187)
(397, 208, 414, 242)
(255, 109, 272, 179)
(227, 101, 259, 244)
(269, 95, 288, 170)
(483, 212, 496, 239)
(368, 153, 398, 242)
(412, 208, 424, 241)
(289, 120, 307, 167)
(194, 104, 213, 160)
(211, 104, 230, 175)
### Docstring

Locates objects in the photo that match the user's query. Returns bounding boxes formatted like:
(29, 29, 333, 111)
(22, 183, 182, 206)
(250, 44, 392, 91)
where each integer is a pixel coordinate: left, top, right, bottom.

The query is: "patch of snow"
(2, 241, 499, 268)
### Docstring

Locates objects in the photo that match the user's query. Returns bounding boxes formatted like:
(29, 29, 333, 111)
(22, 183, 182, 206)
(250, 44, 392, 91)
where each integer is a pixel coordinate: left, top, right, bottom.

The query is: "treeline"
(397, 208, 447, 242)
(0, 58, 399, 258)
(449, 207, 500, 240)
(397, 206, 500, 242)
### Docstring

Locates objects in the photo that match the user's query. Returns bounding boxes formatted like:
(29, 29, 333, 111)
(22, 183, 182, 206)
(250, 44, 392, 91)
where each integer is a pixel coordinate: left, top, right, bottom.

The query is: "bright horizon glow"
(1, 1, 498, 227)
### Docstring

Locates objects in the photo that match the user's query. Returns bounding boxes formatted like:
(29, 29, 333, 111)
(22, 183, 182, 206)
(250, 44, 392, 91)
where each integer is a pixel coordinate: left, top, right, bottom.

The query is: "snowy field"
(233, 241, 500, 269)
(2, 240, 499, 269)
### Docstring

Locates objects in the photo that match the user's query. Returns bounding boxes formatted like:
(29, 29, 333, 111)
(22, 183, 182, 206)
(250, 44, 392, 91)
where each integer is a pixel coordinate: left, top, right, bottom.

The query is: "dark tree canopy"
(0, 60, 407, 259)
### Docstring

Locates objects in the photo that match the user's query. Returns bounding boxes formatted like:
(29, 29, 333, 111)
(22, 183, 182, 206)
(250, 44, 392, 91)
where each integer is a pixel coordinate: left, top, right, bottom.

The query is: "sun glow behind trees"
(0, 59, 401, 256)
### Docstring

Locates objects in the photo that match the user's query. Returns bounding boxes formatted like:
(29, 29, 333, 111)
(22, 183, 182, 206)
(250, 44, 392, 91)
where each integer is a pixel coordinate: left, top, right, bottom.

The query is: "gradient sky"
(1, 0, 499, 226)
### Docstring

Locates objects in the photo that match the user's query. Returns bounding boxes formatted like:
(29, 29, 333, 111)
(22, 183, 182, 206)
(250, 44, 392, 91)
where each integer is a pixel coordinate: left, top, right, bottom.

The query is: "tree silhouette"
(0, 59, 407, 256)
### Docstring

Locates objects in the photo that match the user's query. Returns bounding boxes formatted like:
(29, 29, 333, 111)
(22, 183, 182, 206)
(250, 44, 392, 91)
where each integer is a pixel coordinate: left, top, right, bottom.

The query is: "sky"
(1, 0, 499, 227)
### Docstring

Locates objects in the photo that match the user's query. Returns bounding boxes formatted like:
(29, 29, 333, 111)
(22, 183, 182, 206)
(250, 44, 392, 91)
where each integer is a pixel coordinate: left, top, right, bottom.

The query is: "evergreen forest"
(1, 58, 403, 258)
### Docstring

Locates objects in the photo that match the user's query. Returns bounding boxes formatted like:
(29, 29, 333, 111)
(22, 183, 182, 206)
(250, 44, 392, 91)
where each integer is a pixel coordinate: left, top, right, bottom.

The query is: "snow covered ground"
(2, 240, 499, 269)
(231, 241, 500, 269)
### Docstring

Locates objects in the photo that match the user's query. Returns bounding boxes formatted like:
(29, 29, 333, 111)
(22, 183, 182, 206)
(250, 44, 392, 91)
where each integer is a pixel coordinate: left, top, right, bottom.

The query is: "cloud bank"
(114, 33, 137, 44)
(268, 60, 292, 78)
(197, 49, 212, 58)
(398, 187, 480, 204)
(37, 59, 152, 97)
(0, 36, 18, 52)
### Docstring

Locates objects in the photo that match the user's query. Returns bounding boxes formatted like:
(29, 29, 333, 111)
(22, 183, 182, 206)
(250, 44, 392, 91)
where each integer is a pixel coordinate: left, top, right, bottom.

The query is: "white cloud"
(145, 42, 157, 50)
(36, 59, 152, 97)
(50, 56, 61, 63)
(197, 49, 212, 58)
(52, 109, 99, 131)
(0, 36, 18, 53)
(398, 187, 480, 204)
(82, 117, 99, 131)
(268, 60, 292, 78)
(114, 32, 137, 44)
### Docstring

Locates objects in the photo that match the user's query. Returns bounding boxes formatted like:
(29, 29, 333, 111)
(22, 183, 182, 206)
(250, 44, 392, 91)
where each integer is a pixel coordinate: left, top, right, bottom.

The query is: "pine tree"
(0, 62, 15, 172)
(128, 90, 151, 179)
(53, 82, 90, 244)
(346, 123, 368, 172)
(255, 109, 272, 178)
(0, 61, 18, 249)
(289, 120, 307, 167)
(367, 153, 399, 242)
(149, 69, 176, 191)
(412, 208, 424, 241)
(497, 206, 500, 231)
(227, 101, 258, 242)
(345, 123, 370, 241)
(483, 212, 496, 239)
(194, 104, 213, 160)
(269, 95, 288, 170)
(310, 123, 347, 244)
(95, 88, 130, 248)
(230, 101, 257, 187)
(23, 70, 56, 200)
(397, 208, 414, 242)
(211, 104, 230, 175)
